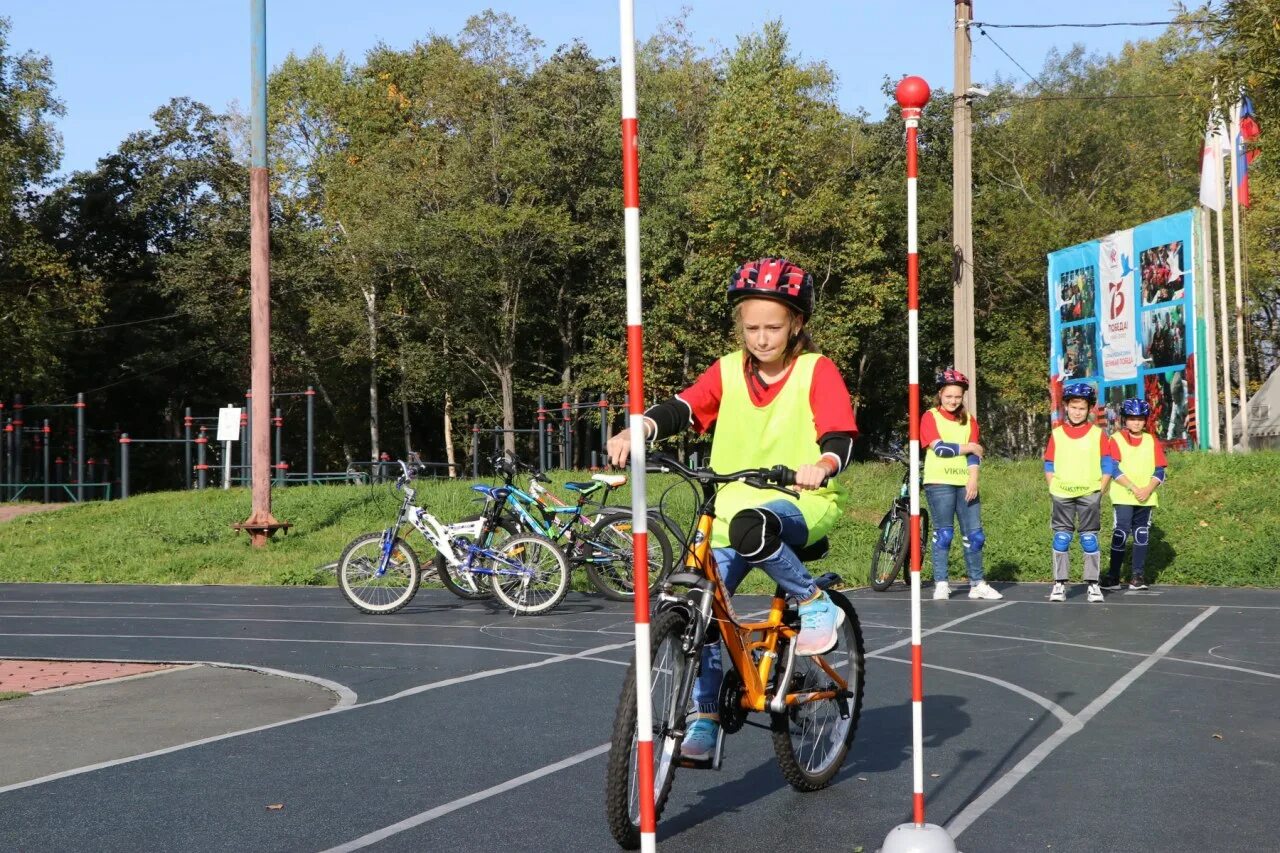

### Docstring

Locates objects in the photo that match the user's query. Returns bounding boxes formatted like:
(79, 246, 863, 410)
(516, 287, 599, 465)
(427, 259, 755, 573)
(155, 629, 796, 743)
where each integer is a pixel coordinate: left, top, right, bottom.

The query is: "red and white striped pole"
(619, 2, 656, 851)
(880, 76, 959, 853)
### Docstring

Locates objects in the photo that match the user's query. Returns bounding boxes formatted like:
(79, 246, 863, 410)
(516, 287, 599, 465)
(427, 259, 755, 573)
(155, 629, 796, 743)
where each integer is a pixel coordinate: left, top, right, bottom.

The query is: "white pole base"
(878, 822, 960, 853)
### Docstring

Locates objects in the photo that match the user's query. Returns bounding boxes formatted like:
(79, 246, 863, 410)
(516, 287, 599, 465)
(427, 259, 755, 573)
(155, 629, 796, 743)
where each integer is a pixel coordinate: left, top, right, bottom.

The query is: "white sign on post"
(217, 407, 242, 442)
(217, 406, 241, 490)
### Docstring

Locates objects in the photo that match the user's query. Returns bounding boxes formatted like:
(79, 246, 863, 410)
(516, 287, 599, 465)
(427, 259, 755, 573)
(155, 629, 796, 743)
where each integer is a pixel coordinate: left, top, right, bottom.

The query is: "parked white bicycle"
(337, 459, 570, 616)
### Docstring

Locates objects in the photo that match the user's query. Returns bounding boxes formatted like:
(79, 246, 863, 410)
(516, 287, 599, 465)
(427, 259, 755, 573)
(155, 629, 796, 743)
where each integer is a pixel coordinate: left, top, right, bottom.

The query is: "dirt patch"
(0, 503, 66, 524)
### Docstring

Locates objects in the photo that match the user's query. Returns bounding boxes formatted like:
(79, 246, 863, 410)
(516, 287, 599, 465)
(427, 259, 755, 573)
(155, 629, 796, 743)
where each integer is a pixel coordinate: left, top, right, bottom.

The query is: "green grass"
(1, 451, 1277, 590)
(0, 691, 28, 701)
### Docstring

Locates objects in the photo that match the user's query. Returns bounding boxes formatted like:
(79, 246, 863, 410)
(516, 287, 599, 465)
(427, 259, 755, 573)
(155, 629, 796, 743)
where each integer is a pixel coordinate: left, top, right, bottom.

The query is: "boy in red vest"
(1103, 398, 1166, 590)
(1043, 383, 1113, 602)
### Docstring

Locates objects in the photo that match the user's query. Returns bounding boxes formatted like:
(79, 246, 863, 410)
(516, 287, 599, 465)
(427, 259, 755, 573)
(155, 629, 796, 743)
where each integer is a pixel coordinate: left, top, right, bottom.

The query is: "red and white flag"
(1199, 110, 1228, 212)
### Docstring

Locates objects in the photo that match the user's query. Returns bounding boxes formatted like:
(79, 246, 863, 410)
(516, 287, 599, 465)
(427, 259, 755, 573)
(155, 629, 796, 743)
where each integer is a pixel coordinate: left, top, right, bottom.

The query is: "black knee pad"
(728, 507, 783, 562)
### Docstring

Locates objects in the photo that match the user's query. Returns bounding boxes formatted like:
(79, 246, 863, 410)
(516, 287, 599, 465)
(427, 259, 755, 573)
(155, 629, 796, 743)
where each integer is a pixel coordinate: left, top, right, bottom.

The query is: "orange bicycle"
(604, 453, 865, 849)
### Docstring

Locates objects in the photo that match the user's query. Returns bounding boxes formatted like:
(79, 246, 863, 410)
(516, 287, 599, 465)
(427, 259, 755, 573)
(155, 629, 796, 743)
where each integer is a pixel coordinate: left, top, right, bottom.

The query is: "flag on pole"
(1235, 95, 1260, 208)
(1199, 111, 1228, 211)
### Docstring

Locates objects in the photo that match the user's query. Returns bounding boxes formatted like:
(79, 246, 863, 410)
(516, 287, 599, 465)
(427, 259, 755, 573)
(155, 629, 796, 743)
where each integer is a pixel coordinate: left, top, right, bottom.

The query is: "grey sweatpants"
(1050, 492, 1102, 582)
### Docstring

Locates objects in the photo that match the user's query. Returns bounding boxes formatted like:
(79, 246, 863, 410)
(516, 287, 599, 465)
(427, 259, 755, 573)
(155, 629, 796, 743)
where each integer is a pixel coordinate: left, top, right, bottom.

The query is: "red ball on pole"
(895, 75, 931, 110)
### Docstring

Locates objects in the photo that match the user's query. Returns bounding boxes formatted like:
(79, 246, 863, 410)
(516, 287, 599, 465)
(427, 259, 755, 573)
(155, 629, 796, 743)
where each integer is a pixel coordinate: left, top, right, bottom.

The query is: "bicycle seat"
(564, 481, 604, 494)
(591, 473, 627, 488)
(794, 537, 829, 563)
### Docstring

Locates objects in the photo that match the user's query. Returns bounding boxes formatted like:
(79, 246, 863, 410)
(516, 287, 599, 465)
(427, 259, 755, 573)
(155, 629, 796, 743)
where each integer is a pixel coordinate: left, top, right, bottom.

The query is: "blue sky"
(7, 0, 1185, 177)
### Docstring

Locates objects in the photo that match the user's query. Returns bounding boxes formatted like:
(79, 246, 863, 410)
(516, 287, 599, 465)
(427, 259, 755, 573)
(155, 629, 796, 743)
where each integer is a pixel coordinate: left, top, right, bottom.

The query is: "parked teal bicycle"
(456, 453, 675, 601)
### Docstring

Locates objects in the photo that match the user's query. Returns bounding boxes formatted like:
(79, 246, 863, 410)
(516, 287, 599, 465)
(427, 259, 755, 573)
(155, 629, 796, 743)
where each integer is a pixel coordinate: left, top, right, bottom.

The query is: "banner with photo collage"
(1046, 209, 1206, 449)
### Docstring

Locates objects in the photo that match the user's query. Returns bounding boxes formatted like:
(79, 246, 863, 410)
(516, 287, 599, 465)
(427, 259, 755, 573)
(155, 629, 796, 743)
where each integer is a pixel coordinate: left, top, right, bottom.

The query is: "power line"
(54, 347, 214, 403)
(975, 26, 1048, 92)
(971, 19, 1212, 29)
(53, 311, 183, 335)
(1001, 92, 1192, 103)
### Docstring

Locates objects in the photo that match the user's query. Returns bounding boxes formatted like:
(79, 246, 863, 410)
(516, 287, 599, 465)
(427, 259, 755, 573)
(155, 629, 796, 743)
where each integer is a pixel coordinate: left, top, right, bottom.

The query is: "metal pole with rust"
(237, 0, 288, 544)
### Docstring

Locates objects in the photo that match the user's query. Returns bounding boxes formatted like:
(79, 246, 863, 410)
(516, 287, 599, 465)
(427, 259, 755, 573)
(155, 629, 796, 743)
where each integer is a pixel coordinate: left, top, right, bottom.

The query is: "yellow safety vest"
(708, 351, 847, 548)
(923, 408, 973, 486)
(1049, 423, 1103, 498)
(1109, 432, 1159, 507)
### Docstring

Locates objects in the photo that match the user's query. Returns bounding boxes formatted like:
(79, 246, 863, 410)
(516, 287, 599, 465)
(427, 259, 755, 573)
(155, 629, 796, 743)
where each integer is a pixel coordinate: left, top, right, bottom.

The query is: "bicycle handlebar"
(645, 451, 828, 496)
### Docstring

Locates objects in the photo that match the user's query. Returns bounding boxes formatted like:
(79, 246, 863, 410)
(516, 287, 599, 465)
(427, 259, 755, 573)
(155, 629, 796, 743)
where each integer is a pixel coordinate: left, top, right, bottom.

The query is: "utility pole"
(953, 0, 977, 413)
(235, 0, 289, 544)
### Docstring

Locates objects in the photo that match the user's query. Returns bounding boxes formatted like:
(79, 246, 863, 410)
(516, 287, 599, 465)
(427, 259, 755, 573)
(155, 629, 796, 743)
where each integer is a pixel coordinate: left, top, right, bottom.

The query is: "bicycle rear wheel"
(433, 516, 515, 601)
(770, 590, 865, 790)
(489, 534, 570, 615)
(584, 511, 674, 601)
(337, 532, 421, 615)
(870, 510, 908, 591)
(604, 608, 695, 850)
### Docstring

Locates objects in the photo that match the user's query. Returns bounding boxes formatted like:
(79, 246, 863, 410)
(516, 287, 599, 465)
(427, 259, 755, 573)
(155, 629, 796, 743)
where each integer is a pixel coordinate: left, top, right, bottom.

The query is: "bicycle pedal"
(676, 755, 713, 770)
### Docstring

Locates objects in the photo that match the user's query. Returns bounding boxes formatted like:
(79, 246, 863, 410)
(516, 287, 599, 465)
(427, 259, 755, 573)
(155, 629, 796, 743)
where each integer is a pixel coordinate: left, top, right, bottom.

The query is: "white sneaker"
(1087, 583, 1104, 603)
(1049, 582, 1066, 602)
(968, 582, 1003, 600)
(932, 581, 951, 600)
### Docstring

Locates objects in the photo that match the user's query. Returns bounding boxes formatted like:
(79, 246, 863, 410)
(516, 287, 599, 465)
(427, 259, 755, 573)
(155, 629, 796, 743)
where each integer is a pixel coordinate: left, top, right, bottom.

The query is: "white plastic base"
(878, 822, 960, 853)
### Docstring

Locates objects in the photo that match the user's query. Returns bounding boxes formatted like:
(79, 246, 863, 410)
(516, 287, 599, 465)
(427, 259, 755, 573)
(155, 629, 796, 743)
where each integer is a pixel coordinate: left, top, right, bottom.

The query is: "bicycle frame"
(375, 462, 533, 584)
(496, 472, 629, 567)
(653, 457, 849, 717)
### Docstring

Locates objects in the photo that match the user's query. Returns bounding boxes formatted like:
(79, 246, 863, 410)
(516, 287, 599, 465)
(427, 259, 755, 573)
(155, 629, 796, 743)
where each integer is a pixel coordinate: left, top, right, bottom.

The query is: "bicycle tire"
(770, 590, 865, 791)
(870, 511, 908, 591)
(488, 534, 570, 615)
(337, 532, 421, 615)
(604, 608, 695, 849)
(433, 516, 515, 601)
(584, 511, 674, 601)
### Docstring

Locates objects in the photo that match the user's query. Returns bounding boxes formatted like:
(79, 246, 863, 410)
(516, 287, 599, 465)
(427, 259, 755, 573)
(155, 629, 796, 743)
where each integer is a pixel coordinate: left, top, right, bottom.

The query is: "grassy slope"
(1, 452, 1276, 589)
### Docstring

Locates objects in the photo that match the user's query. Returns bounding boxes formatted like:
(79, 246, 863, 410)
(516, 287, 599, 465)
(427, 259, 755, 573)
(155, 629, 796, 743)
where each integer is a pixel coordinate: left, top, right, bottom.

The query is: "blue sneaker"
(795, 591, 845, 656)
(680, 717, 719, 761)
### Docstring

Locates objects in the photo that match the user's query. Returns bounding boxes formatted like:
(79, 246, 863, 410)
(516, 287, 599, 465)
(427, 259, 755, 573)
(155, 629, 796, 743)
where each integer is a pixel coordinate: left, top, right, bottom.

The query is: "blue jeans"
(691, 499, 815, 713)
(923, 483, 985, 584)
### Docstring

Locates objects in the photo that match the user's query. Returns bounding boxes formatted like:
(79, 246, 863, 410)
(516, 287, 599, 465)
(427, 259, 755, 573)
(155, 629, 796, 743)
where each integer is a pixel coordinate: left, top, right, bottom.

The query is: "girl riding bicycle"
(606, 256, 857, 762)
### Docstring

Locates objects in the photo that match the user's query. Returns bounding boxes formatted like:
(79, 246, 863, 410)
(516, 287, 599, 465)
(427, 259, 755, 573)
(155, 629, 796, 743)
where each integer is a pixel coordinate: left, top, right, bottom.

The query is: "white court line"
(0, 599, 356, 610)
(320, 743, 612, 853)
(857, 625, 1280, 681)
(875, 656, 1074, 725)
(944, 606, 1219, 839)
(316, 602, 1022, 850)
(0, 639, 632, 795)
(866, 600, 1018, 658)
(0, 632, 606, 658)
(0, 613, 635, 639)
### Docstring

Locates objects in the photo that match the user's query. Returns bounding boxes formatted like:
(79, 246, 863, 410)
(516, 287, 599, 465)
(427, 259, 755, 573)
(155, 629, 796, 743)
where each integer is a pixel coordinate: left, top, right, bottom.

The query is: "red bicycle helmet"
(936, 368, 969, 390)
(727, 257, 814, 319)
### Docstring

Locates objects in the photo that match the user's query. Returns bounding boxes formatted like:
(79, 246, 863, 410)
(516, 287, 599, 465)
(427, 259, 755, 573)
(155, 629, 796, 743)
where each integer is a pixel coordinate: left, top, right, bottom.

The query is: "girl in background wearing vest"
(1043, 382, 1113, 603)
(606, 257, 857, 763)
(1104, 398, 1166, 590)
(921, 369, 1003, 600)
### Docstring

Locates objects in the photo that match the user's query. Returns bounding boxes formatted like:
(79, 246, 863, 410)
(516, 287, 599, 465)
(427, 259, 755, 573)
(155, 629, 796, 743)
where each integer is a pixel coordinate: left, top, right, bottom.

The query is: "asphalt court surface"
(0, 581, 1276, 852)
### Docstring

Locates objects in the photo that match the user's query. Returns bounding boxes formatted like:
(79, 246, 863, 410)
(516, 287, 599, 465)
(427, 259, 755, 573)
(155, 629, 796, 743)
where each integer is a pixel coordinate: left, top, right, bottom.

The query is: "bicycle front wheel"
(584, 512, 674, 601)
(870, 510, 908, 591)
(771, 590, 865, 790)
(338, 532, 421, 615)
(488, 534, 570, 615)
(604, 608, 695, 850)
